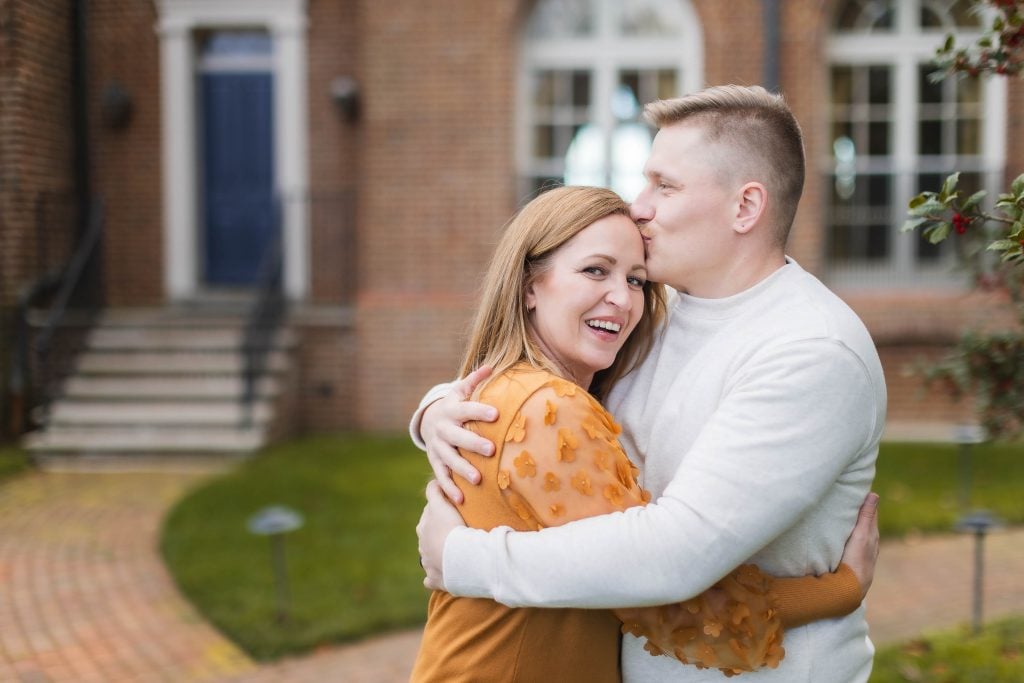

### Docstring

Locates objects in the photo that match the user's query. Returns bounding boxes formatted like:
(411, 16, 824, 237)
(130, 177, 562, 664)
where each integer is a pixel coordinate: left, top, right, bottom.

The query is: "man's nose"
(630, 193, 654, 224)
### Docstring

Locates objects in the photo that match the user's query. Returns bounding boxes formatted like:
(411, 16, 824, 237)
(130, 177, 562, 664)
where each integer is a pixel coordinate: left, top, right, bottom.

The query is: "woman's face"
(526, 213, 647, 388)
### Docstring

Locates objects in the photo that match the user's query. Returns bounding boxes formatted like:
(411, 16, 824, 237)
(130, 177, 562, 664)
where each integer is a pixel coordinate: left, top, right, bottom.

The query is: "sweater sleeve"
(442, 339, 879, 608)
(497, 380, 864, 675)
(408, 381, 456, 451)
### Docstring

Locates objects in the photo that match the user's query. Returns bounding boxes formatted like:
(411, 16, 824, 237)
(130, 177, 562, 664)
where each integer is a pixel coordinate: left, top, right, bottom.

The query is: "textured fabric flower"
(557, 428, 579, 462)
(571, 469, 592, 495)
(506, 412, 526, 443)
(603, 483, 625, 508)
(549, 503, 565, 517)
(497, 469, 511, 490)
(552, 380, 577, 397)
(544, 400, 558, 426)
(581, 417, 603, 439)
(513, 450, 536, 478)
(593, 448, 610, 473)
(542, 471, 561, 492)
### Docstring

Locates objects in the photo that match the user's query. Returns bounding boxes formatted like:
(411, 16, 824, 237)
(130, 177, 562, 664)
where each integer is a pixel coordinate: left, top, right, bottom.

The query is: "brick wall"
(87, 0, 162, 306)
(0, 0, 76, 306)
(0, 0, 76, 437)
(353, 0, 523, 429)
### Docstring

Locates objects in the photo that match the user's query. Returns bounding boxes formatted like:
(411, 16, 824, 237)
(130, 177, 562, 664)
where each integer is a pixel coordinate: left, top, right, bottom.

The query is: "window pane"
(949, 0, 982, 28)
(832, 66, 853, 106)
(920, 7, 942, 29)
(657, 70, 677, 100)
(868, 121, 890, 155)
(572, 71, 591, 108)
(619, 0, 683, 36)
(868, 67, 890, 104)
(919, 64, 944, 104)
(534, 125, 556, 157)
(534, 72, 556, 108)
(526, 0, 595, 38)
(829, 225, 890, 261)
(957, 119, 980, 155)
(834, 0, 894, 32)
(199, 31, 272, 57)
(918, 120, 943, 155)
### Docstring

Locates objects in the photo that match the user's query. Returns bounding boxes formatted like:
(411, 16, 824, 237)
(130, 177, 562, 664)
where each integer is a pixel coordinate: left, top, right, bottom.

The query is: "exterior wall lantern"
(101, 81, 133, 130)
(330, 75, 360, 122)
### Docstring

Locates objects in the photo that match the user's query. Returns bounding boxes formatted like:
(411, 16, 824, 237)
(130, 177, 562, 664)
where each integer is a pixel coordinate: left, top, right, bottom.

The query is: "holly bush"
(901, 0, 1024, 439)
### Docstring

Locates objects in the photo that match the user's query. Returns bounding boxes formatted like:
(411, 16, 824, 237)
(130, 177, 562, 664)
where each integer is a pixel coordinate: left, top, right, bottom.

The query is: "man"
(413, 85, 886, 681)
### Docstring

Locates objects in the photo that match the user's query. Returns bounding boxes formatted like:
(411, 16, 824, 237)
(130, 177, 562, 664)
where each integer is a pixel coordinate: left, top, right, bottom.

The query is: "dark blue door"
(201, 72, 274, 285)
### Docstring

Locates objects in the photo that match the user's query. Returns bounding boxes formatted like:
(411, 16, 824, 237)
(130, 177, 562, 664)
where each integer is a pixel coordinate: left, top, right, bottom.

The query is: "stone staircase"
(23, 307, 296, 464)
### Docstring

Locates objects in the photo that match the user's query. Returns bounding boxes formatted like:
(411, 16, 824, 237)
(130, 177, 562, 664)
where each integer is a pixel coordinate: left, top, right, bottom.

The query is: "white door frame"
(155, 0, 310, 300)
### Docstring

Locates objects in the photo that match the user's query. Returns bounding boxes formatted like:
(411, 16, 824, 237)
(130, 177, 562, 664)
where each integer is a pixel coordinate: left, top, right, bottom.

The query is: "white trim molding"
(155, 0, 310, 301)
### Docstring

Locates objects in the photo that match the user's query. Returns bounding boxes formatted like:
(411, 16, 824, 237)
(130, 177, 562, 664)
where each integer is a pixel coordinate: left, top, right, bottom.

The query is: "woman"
(411, 186, 873, 681)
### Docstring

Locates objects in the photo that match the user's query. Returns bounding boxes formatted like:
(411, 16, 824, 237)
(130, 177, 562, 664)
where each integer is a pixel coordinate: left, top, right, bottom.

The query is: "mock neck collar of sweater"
(671, 257, 800, 320)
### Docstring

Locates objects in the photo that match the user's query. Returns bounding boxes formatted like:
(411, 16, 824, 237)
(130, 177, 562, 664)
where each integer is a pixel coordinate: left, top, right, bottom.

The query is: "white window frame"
(155, 0, 310, 301)
(516, 0, 704, 200)
(826, 0, 1006, 289)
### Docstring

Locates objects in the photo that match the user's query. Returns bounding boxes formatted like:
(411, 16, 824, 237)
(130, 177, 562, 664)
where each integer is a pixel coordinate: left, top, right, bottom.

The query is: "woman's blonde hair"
(459, 186, 665, 399)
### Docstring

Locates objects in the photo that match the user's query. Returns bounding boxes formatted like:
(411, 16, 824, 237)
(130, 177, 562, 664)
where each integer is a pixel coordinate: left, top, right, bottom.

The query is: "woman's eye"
(627, 275, 646, 288)
(583, 266, 607, 277)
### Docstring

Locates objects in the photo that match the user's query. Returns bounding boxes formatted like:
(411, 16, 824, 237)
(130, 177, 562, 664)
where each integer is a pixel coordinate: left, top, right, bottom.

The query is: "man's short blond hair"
(644, 85, 805, 246)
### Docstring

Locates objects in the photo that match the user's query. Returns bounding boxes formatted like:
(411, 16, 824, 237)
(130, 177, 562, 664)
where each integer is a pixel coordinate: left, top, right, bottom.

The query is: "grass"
(871, 616, 1024, 682)
(160, 433, 431, 660)
(161, 436, 1024, 661)
(0, 444, 30, 483)
(874, 442, 1024, 538)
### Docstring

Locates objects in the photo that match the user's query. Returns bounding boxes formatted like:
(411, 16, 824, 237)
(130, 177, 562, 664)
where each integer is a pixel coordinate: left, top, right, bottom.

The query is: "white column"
(273, 18, 310, 301)
(157, 19, 198, 301)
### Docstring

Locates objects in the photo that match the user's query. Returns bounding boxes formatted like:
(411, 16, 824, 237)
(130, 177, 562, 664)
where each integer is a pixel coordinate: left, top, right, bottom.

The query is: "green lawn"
(874, 442, 1024, 538)
(161, 435, 1024, 660)
(160, 433, 431, 660)
(871, 617, 1024, 682)
(0, 445, 30, 483)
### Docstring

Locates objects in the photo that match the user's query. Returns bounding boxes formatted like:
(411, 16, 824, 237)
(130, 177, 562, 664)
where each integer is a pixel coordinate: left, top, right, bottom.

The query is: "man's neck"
(675, 252, 788, 299)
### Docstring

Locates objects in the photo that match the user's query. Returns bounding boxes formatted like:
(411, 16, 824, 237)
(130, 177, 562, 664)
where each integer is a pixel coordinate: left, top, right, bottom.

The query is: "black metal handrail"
(240, 199, 286, 429)
(8, 198, 104, 433)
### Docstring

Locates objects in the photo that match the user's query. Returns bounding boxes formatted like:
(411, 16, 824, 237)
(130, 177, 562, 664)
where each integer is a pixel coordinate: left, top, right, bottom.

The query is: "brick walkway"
(0, 470, 1021, 682)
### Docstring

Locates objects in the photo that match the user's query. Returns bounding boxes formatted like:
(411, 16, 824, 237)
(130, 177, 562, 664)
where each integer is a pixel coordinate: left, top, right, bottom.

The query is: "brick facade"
(0, 0, 77, 434)
(2, 0, 1021, 437)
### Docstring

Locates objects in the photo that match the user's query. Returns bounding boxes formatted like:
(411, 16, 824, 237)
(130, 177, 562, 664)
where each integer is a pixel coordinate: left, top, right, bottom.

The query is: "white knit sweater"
(413, 260, 887, 682)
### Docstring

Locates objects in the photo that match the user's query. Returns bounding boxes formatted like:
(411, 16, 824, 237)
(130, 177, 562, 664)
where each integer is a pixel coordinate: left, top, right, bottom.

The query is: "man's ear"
(733, 182, 768, 235)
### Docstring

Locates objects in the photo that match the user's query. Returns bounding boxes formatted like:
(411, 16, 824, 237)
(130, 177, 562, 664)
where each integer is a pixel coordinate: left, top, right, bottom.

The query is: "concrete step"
(62, 376, 281, 401)
(47, 400, 273, 428)
(86, 327, 296, 352)
(76, 350, 290, 375)
(24, 427, 265, 455)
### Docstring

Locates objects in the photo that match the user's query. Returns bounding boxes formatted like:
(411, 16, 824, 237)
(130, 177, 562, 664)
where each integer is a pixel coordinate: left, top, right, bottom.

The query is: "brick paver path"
(1, 470, 1022, 682)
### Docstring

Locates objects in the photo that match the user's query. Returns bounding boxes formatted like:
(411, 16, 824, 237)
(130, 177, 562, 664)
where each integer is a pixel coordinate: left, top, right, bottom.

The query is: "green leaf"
(987, 240, 1019, 251)
(940, 172, 961, 201)
(962, 190, 988, 212)
(979, 36, 993, 48)
(901, 217, 929, 233)
(927, 222, 951, 244)
(908, 193, 932, 210)
(943, 34, 955, 52)
(1011, 173, 1024, 196)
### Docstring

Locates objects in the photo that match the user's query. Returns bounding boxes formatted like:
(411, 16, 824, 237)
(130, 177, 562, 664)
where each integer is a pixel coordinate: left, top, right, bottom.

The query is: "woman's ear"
(525, 284, 537, 312)
(733, 182, 768, 235)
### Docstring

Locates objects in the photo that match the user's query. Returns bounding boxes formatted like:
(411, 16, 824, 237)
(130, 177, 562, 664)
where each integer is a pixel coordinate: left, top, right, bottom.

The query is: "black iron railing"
(9, 197, 104, 433)
(240, 199, 286, 429)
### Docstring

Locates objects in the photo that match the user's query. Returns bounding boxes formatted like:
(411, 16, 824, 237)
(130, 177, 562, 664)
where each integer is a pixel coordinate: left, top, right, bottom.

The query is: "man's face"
(630, 123, 738, 295)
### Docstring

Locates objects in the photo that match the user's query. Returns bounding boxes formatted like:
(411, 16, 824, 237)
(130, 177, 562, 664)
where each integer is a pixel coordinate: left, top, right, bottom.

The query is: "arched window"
(826, 0, 1003, 288)
(518, 0, 702, 201)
